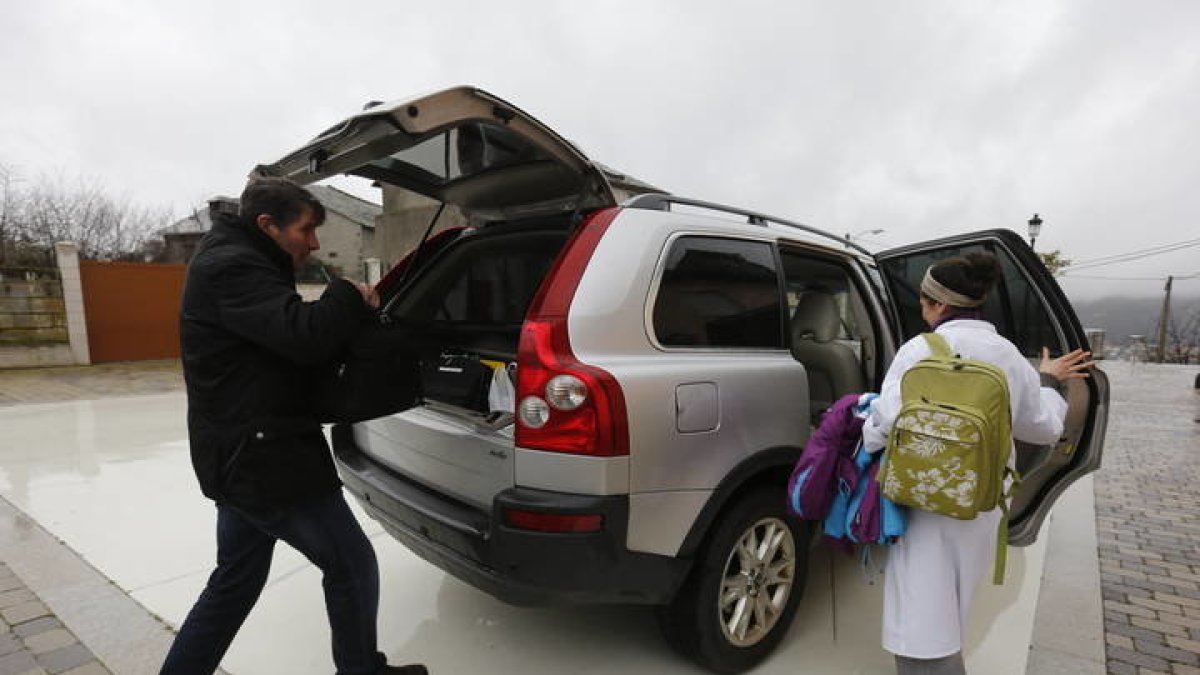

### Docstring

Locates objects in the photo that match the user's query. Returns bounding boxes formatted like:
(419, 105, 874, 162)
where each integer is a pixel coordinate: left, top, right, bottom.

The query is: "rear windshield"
(366, 121, 555, 187)
(390, 228, 568, 326)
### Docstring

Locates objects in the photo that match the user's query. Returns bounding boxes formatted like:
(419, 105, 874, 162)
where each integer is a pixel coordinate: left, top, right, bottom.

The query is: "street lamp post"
(1027, 213, 1043, 251)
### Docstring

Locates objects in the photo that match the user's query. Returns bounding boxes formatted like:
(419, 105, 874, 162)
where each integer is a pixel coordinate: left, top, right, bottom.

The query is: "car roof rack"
(623, 193, 873, 257)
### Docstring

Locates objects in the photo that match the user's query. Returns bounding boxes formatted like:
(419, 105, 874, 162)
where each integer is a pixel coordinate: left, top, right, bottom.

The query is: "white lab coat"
(861, 319, 1067, 658)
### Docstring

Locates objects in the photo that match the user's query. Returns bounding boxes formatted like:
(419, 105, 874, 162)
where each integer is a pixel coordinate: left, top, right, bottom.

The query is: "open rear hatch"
(254, 86, 621, 220)
(257, 87, 630, 511)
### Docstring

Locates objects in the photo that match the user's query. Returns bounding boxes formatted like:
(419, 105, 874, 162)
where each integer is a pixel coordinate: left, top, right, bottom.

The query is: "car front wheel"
(658, 487, 811, 674)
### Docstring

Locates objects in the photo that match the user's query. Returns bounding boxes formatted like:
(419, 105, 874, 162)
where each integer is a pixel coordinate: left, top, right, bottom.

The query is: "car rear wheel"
(658, 487, 811, 674)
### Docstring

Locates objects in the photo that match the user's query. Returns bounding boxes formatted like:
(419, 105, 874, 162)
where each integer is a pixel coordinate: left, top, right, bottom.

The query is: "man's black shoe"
(378, 665, 428, 675)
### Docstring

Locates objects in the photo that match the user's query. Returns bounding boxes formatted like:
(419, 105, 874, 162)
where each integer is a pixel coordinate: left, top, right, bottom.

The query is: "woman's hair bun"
(928, 251, 1003, 303)
(963, 252, 1002, 287)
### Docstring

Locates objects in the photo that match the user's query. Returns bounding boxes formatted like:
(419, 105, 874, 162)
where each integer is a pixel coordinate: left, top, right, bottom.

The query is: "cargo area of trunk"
(351, 216, 575, 511)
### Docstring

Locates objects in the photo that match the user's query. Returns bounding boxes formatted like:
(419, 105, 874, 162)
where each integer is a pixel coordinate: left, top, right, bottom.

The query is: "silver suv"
(258, 86, 1109, 674)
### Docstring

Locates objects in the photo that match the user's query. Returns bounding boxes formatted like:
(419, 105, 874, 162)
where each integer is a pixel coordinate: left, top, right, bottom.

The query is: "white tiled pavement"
(0, 391, 1093, 674)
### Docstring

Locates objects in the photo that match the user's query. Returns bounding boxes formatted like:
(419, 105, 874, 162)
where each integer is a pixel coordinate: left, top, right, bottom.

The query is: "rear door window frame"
(647, 233, 788, 352)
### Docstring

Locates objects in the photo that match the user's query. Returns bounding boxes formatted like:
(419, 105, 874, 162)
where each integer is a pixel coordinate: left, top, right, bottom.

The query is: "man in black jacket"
(162, 178, 426, 675)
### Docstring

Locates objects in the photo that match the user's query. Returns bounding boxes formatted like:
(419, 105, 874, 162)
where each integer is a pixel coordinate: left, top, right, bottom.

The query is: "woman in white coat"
(861, 252, 1093, 675)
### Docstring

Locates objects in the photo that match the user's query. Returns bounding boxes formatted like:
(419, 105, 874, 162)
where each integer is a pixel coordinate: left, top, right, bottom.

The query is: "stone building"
(156, 204, 216, 264)
(157, 186, 382, 281)
(305, 185, 382, 280)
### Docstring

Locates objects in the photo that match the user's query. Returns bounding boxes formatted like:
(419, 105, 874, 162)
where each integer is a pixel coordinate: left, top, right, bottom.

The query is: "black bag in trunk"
(315, 322, 428, 424)
(421, 352, 493, 412)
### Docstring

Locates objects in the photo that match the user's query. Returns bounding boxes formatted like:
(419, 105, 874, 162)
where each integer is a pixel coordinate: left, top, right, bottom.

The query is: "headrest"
(791, 292, 841, 343)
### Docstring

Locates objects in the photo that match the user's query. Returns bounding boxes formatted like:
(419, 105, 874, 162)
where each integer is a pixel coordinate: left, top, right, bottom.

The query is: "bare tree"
(0, 165, 172, 265)
(0, 163, 24, 265)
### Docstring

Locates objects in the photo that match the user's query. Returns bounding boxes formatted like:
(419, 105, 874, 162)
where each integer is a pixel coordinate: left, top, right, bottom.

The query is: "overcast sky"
(2, 0, 1197, 298)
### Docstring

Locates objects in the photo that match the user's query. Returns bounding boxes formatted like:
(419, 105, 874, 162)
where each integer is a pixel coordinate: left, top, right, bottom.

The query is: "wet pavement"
(0, 388, 928, 674)
(1093, 362, 1200, 675)
(0, 486, 194, 675)
(0, 361, 184, 675)
(3, 359, 1179, 674)
(0, 361, 182, 407)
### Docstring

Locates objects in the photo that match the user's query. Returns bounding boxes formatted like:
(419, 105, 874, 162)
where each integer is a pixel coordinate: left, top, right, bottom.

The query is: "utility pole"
(1156, 275, 1173, 363)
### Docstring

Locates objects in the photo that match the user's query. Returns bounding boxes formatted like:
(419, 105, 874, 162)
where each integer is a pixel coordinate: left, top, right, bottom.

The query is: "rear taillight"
(503, 509, 604, 533)
(514, 208, 629, 457)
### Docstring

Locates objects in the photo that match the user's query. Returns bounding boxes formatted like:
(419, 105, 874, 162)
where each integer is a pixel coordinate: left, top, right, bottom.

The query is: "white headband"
(921, 267, 985, 308)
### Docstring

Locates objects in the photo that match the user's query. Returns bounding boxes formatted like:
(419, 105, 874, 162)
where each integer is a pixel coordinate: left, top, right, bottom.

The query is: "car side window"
(652, 237, 784, 349)
(879, 243, 1062, 356)
(780, 255, 866, 337)
(779, 250, 878, 381)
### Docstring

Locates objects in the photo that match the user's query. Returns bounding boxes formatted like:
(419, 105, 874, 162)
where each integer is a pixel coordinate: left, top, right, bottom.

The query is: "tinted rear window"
(652, 237, 784, 349)
(392, 229, 567, 325)
(369, 122, 553, 186)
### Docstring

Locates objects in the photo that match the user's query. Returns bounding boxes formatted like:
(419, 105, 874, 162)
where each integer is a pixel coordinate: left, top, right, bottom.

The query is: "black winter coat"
(180, 213, 371, 514)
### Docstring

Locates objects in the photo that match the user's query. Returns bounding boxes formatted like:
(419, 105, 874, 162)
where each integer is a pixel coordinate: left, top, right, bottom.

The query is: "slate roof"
(159, 187, 380, 236)
(306, 185, 381, 228)
(159, 211, 210, 236)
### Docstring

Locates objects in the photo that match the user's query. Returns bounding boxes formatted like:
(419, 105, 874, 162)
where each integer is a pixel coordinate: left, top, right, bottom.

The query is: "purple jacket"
(786, 393, 868, 520)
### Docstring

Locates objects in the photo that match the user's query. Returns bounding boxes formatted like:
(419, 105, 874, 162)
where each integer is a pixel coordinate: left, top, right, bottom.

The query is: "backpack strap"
(921, 332, 954, 357)
(993, 510, 1009, 585)
(992, 466, 1022, 585)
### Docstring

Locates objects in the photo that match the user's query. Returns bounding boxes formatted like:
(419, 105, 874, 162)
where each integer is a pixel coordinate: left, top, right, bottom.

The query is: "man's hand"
(1039, 347, 1094, 382)
(353, 281, 380, 309)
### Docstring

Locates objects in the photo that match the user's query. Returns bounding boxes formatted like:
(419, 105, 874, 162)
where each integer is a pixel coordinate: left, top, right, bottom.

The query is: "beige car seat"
(789, 292, 864, 421)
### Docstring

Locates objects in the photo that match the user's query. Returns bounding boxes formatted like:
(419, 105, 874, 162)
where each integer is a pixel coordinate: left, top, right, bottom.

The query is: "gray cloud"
(2, 0, 1197, 297)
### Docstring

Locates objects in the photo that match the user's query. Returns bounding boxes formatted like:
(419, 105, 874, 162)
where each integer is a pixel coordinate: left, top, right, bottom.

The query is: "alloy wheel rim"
(717, 516, 796, 648)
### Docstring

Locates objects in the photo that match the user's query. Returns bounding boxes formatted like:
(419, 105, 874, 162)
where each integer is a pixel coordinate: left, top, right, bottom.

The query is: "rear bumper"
(331, 424, 689, 606)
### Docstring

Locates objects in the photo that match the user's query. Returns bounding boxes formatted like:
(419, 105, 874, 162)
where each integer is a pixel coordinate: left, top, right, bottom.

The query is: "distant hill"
(1068, 293, 1200, 346)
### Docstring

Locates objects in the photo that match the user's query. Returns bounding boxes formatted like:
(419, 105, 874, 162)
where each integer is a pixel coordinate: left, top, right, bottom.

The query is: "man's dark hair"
(239, 177, 326, 229)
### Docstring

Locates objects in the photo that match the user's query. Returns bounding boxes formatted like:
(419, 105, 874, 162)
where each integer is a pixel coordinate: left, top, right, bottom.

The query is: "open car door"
(875, 229, 1109, 545)
(254, 86, 623, 220)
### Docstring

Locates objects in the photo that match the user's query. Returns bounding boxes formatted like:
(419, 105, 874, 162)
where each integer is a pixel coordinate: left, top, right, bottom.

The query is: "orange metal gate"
(80, 261, 187, 363)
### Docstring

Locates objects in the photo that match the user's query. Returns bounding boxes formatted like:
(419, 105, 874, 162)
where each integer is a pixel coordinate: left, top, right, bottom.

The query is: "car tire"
(658, 487, 811, 674)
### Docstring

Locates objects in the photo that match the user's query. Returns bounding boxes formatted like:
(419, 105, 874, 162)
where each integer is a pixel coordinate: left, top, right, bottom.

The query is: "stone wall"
(0, 244, 90, 368)
(0, 268, 74, 369)
(0, 271, 68, 346)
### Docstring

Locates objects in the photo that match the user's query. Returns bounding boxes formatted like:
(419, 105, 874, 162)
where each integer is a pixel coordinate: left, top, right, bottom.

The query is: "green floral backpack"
(878, 332, 1018, 583)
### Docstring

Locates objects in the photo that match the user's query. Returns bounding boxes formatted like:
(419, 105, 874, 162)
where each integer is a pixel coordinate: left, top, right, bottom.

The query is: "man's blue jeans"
(160, 490, 386, 675)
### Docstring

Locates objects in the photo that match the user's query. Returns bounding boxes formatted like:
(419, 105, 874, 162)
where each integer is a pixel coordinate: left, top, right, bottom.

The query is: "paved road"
(3, 359, 1197, 674)
(0, 561, 111, 675)
(0, 360, 1064, 674)
(0, 361, 182, 407)
(1094, 362, 1200, 675)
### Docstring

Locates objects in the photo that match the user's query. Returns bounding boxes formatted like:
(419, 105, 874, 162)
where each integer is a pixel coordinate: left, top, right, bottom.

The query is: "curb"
(1025, 474, 1106, 673)
(0, 495, 228, 675)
